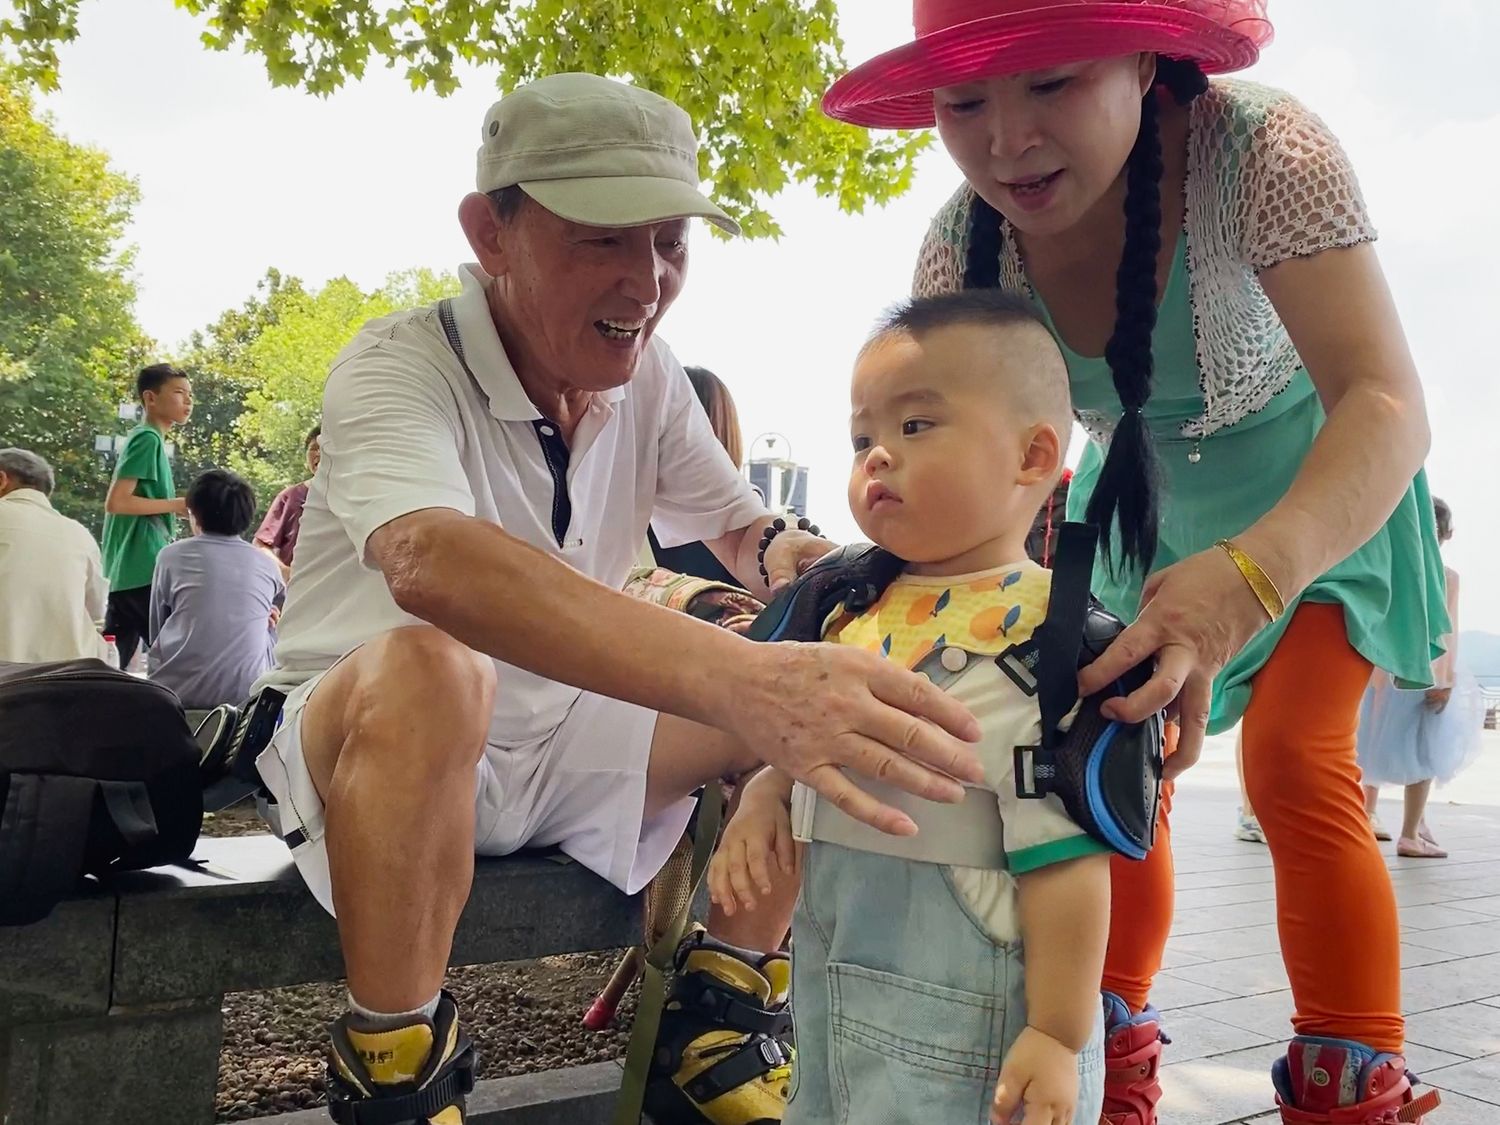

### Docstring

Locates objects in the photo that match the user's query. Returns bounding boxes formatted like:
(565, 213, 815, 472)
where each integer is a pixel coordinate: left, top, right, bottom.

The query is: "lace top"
(911, 79, 1377, 442)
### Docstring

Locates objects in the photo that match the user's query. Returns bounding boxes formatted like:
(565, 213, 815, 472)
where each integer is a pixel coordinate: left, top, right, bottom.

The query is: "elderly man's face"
(483, 196, 688, 392)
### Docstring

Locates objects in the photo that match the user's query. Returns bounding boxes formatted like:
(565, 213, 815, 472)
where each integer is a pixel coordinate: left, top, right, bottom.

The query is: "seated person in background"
(0, 448, 109, 663)
(648, 366, 747, 587)
(254, 424, 321, 582)
(711, 291, 1109, 1124)
(148, 468, 284, 708)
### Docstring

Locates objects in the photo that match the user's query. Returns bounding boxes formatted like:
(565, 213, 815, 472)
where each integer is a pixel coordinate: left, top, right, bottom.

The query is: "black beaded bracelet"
(757, 515, 822, 581)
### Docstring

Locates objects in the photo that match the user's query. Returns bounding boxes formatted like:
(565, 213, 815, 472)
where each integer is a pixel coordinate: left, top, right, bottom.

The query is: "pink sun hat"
(823, 0, 1274, 129)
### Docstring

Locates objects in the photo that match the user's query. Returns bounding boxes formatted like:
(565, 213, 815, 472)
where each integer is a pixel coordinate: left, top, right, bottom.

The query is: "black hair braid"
(959, 56, 1207, 574)
(963, 193, 1005, 290)
(1085, 85, 1165, 575)
(1157, 56, 1209, 106)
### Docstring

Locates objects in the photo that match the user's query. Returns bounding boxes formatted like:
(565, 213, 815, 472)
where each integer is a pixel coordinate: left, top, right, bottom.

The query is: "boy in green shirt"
(101, 363, 192, 667)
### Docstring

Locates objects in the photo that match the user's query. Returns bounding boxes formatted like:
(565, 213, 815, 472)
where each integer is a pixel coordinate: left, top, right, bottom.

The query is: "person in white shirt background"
(0, 448, 108, 664)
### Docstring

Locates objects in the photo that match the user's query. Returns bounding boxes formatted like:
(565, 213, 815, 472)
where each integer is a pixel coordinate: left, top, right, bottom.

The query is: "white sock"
(346, 991, 441, 1032)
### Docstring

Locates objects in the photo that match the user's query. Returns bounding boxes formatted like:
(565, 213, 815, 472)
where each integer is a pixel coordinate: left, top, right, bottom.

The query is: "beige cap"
(476, 73, 739, 236)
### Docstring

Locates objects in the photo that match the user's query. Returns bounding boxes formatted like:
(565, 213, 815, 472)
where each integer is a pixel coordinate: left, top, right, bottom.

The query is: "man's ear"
(458, 192, 509, 278)
(1017, 423, 1063, 486)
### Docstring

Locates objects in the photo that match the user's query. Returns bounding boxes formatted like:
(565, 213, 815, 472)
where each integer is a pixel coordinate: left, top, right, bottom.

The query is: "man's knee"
(364, 623, 494, 719)
(316, 626, 495, 781)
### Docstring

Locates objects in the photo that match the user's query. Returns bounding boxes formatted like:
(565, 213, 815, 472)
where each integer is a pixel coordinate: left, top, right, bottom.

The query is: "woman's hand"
(761, 530, 838, 593)
(1424, 686, 1452, 713)
(1077, 546, 1273, 779)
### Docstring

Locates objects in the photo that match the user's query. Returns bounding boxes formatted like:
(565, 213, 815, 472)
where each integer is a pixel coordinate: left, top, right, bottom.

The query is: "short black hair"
(187, 469, 257, 536)
(873, 289, 1050, 340)
(1434, 496, 1453, 541)
(487, 185, 528, 222)
(865, 289, 1073, 445)
(137, 363, 187, 400)
(304, 424, 322, 448)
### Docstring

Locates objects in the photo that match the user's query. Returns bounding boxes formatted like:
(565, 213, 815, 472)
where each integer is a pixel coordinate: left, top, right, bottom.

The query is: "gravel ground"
(203, 806, 636, 1122)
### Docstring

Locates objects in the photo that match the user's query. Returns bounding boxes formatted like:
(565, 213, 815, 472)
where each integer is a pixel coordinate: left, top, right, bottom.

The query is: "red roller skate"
(1101, 991, 1169, 1125)
(1273, 1037, 1442, 1123)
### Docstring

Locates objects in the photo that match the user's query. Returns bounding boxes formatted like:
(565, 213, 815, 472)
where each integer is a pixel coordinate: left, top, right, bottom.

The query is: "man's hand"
(762, 530, 838, 593)
(990, 1026, 1080, 1125)
(728, 641, 983, 836)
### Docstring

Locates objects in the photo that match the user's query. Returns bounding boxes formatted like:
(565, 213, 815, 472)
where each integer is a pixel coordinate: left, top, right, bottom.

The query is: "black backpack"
(0, 659, 203, 925)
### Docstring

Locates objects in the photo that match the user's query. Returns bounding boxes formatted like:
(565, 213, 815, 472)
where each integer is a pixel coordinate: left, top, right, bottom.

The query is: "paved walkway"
(1157, 730, 1500, 1123)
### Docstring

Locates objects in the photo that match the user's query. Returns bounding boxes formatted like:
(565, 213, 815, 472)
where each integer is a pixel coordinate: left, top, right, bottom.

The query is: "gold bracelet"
(1215, 539, 1286, 622)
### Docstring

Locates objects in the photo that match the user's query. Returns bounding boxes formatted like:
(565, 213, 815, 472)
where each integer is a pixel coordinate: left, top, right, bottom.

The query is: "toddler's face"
(846, 327, 1042, 568)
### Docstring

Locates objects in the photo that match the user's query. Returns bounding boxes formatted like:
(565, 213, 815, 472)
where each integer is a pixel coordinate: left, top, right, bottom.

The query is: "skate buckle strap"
(1396, 1088, 1441, 1122)
(681, 1036, 792, 1103)
(327, 1044, 477, 1125)
(677, 971, 792, 1038)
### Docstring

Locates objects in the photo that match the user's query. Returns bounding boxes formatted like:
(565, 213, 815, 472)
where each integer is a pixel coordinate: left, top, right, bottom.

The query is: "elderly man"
(253, 73, 982, 1125)
(0, 449, 109, 663)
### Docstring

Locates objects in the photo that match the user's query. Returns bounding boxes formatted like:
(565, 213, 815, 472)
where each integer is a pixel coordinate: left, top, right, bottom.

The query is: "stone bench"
(0, 834, 641, 1125)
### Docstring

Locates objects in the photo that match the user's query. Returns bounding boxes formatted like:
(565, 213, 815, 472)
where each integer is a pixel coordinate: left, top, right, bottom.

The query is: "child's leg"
(1102, 726, 1177, 1013)
(1400, 780, 1433, 842)
(1242, 604, 1402, 1054)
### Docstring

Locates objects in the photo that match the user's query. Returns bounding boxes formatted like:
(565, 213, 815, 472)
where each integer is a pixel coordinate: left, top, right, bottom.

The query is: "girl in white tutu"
(1359, 497, 1484, 858)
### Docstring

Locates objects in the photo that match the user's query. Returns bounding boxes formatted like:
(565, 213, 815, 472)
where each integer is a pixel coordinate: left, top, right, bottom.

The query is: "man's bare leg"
(646, 714, 797, 952)
(299, 625, 496, 1012)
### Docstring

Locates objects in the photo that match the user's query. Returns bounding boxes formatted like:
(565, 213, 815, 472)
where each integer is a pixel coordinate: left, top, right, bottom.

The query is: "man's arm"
(368, 507, 985, 831)
(105, 477, 185, 517)
(703, 519, 773, 598)
(374, 508, 773, 727)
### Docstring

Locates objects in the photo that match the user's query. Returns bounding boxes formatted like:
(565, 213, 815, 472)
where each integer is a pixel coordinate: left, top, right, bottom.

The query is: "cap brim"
(823, 7, 1269, 129)
(518, 176, 741, 236)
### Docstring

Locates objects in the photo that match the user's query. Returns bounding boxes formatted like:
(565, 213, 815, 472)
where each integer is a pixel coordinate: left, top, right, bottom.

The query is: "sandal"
(1397, 836, 1449, 859)
(1418, 819, 1440, 847)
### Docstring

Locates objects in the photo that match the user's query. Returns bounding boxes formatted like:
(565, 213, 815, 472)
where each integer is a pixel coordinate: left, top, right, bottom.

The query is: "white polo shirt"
(264, 264, 767, 745)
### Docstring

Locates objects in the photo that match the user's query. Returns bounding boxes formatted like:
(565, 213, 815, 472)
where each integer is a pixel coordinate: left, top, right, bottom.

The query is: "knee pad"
(1016, 596, 1164, 861)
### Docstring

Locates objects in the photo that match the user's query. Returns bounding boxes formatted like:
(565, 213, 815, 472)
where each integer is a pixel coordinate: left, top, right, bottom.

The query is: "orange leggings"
(1103, 603, 1404, 1053)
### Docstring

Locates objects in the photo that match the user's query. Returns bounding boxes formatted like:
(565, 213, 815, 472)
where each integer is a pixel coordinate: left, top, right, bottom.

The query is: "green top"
(100, 423, 177, 593)
(1045, 234, 1449, 733)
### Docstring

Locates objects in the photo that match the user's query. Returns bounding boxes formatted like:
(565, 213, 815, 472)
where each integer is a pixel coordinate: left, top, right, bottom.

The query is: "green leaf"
(0, 0, 935, 237)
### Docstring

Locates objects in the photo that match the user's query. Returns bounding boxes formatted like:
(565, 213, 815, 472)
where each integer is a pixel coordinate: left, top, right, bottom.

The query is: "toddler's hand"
(708, 771, 797, 916)
(990, 1025, 1080, 1125)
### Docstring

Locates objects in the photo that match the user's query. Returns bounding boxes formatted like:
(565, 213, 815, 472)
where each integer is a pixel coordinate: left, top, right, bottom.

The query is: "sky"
(21, 0, 1500, 637)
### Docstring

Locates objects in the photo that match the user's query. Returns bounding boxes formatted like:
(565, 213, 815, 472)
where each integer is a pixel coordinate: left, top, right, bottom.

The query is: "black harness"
(746, 523, 1164, 860)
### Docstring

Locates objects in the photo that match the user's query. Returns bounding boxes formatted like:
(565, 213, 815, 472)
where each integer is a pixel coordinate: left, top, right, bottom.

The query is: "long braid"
(961, 57, 1207, 575)
(1086, 82, 1165, 574)
(1084, 58, 1206, 573)
(964, 194, 1005, 290)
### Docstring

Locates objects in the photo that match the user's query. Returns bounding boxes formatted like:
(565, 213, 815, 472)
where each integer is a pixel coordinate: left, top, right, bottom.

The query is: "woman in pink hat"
(823, 3, 1448, 1123)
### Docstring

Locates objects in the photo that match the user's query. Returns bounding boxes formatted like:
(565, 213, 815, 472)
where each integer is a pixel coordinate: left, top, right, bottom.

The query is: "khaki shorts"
(254, 663, 697, 915)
